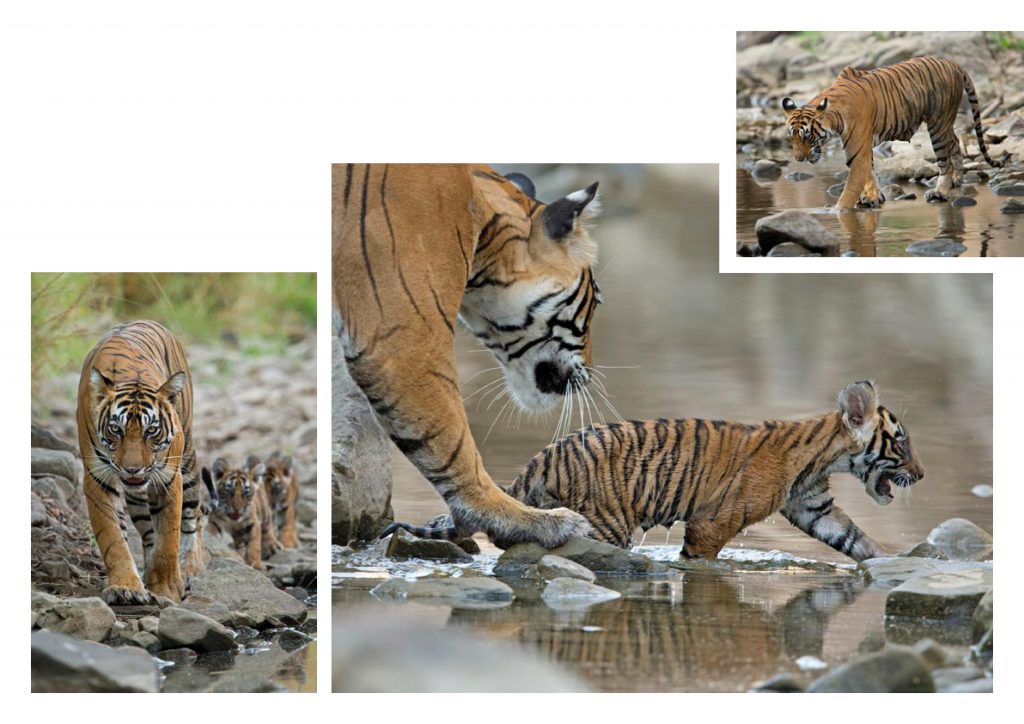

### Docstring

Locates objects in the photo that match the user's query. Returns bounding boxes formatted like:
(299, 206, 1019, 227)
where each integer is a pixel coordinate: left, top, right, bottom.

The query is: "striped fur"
(258, 452, 301, 548)
(202, 457, 282, 569)
(76, 320, 205, 604)
(782, 57, 1004, 209)
(333, 164, 603, 549)
(386, 381, 925, 562)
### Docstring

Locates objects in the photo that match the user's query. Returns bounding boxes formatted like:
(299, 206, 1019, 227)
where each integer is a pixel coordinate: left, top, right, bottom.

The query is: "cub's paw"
(264, 539, 284, 558)
(856, 193, 885, 209)
(925, 189, 949, 203)
(102, 584, 156, 606)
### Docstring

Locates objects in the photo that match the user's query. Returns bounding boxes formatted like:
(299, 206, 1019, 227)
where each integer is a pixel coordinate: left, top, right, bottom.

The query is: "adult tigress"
(76, 320, 205, 603)
(386, 381, 925, 562)
(782, 56, 1003, 209)
(333, 164, 601, 549)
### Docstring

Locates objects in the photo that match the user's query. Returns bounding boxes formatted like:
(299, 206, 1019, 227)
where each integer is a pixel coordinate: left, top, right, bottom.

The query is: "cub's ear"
(782, 97, 797, 113)
(542, 182, 600, 240)
(838, 380, 879, 432)
(252, 463, 267, 480)
(211, 457, 229, 478)
(90, 367, 115, 405)
(159, 371, 187, 402)
(505, 172, 536, 200)
(243, 454, 260, 470)
(816, 97, 828, 112)
(281, 455, 294, 475)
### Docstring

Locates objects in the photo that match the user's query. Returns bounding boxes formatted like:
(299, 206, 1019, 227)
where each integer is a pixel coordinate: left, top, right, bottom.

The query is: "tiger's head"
(202, 458, 256, 522)
(255, 452, 292, 505)
(88, 368, 186, 490)
(838, 381, 925, 506)
(782, 97, 831, 164)
(460, 172, 602, 413)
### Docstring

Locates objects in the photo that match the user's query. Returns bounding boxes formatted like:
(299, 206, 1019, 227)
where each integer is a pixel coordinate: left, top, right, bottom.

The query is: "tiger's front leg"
(145, 471, 185, 601)
(837, 138, 882, 210)
(84, 476, 154, 605)
(856, 171, 886, 209)
(782, 493, 887, 562)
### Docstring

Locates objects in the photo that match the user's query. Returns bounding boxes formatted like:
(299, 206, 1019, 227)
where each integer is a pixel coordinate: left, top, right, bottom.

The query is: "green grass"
(31, 272, 316, 390)
(797, 31, 825, 53)
(992, 32, 1024, 52)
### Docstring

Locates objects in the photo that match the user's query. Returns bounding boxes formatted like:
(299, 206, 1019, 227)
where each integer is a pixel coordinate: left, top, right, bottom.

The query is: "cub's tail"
(963, 69, 1006, 169)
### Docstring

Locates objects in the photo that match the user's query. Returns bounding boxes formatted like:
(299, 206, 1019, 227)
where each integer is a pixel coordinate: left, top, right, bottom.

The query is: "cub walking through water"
(386, 381, 924, 562)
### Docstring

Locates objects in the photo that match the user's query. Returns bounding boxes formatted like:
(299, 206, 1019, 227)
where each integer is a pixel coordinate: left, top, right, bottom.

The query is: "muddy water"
(736, 153, 1023, 256)
(335, 164, 992, 691)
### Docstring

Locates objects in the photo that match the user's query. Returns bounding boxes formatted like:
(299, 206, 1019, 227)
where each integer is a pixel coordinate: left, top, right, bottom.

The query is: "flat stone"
(541, 578, 621, 609)
(31, 591, 116, 642)
(158, 607, 236, 653)
(886, 567, 992, 621)
(531, 555, 596, 583)
(926, 518, 992, 561)
(808, 649, 933, 692)
(31, 493, 48, 526)
(859, 557, 991, 588)
(30, 448, 79, 483)
(767, 242, 820, 257)
(906, 239, 966, 257)
(188, 557, 307, 628)
(755, 210, 837, 255)
(495, 537, 672, 577)
(994, 181, 1024, 196)
(384, 528, 473, 563)
(1000, 198, 1024, 214)
(951, 196, 977, 207)
(32, 629, 160, 692)
(370, 576, 514, 608)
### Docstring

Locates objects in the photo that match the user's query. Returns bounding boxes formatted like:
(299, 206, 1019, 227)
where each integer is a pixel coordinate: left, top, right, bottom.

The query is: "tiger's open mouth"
(122, 476, 146, 486)
(871, 469, 917, 506)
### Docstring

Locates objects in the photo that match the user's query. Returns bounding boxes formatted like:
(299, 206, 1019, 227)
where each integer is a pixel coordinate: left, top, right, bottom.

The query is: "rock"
(31, 423, 77, 453)
(894, 192, 917, 201)
(179, 595, 234, 626)
(333, 614, 588, 692)
(370, 576, 514, 608)
(139, 615, 160, 634)
(962, 171, 984, 184)
(30, 448, 79, 483)
(128, 630, 163, 653)
(750, 673, 805, 692)
(960, 184, 978, 196)
(31, 493, 48, 526)
(332, 333, 394, 545)
(530, 555, 597, 583)
(951, 196, 977, 207)
(807, 649, 933, 692)
(384, 528, 473, 563)
(826, 183, 844, 198)
(785, 171, 813, 181)
(859, 557, 991, 588)
(752, 159, 782, 179)
(456, 537, 481, 555)
(886, 567, 992, 621)
(541, 578, 621, 608)
(973, 589, 993, 644)
(994, 181, 1024, 196)
(842, 250, 859, 257)
(905, 239, 966, 257)
(32, 629, 160, 692)
(1001, 198, 1024, 214)
(736, 242, 761, 257)
(156, 647, 198, 667)
(970, 484, 993, 498)
(900, 542, 948, 560)
(31, 475, 77, 507)
(158, 607, 235, 653)
(926, 518, 992, 561)
(882, 183, 904, 199)
(754, 210, 838, 255)
(31, 591, 116, 642)
(942, 677, 993, 693)
(740, 142, 759, 154)
(188, 557, 308, 628)
(984, 114, 1024, 144)
(767, 242, 820, 257)
(495, 537, 672, 577)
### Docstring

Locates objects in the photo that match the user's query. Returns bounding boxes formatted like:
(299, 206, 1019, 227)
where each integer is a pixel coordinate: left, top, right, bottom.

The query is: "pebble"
(951, 196, 977, 207)
(970, 484, 993, 498)
(1001, 198, 1024, 214)
(752, 159, 782, 179)
(785, 171, 813, 181)
(905, 239, 966, 257)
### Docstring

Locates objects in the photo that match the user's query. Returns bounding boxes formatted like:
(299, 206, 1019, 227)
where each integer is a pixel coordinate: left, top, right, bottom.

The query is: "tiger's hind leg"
(679, 518, 732, 560)
(924, 120, 963, 203)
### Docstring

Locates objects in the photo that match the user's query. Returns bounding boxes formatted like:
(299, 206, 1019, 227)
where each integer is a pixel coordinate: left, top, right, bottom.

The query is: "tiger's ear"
(211, 457, 229, 479)
(243, 454, 260, 470)
(542, 182, 600, 240)
(90, 367, 115, 406)
(281, 456, 293, 476)
(158, 371, 187, 403)
(782, 97, 797, 113)
(816, 97, 828, 112)
(838, 380, 880, 434)
(505, 172, 536, 200)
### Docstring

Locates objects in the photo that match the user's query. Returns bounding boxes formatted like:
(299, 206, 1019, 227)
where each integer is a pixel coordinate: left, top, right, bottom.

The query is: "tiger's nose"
(124, 465, 143, 475)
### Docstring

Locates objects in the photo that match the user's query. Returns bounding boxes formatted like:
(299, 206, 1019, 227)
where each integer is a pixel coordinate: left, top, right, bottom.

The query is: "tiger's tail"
(378, 520, 460, 541)
(963, 69, 1004, 169)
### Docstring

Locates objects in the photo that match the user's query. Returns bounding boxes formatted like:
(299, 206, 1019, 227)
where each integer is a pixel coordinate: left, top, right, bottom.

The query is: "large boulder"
(31, 591, 116, 642)
(860, 557, 992, 588)
(925, 518, 992, 561)
(32, 629, 160, 692)
(30, 448, 80, 483)
(187, 557, 308, 628)
(495, 537, 672, 577)
(158, 607, 236, 653)
(754, 210, 837, 255)
(332, 332, 394, 544)
(885, 566, 992, 621)
(31, 422, 78, 453)
(808, 649, 934, 692)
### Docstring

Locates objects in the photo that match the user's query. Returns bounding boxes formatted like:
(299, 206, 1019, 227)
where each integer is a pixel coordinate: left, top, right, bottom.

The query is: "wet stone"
(370, 576, 514, 608)
(752, 159, 782, 179)
(541, 578, 621, 609)
(31, 591, 116, 642)
(900, 541, 948, 560)
(994, 181, 1024, 196)
(973, 589, 993, 645)
(895, 192, 917, 201)
(767, 242, 820, 257)
(158, 647, 199, 667)
(905, 239, 966, 257)
(785, 171, 813, 181)
(926, 518, 992, 561)
(962, 171, 984, 184)
(885, 566, 992, 622)
(384, 528, 474, 563)
(842, 250, 860, 257)
(859, 557, 991, 588)
(495, 537, 672, 577)
(951, 196, 978, 207)
(1001, 198, 1024, 214)
(808, 649, 933, 693)
(529, 554, 597, 583)
(158, 607, 236, 653)
(754, 210, 838, 255)
(32, 629, 160, 693)
(826, 183, 845, 198)
(960, 184, 979, 196)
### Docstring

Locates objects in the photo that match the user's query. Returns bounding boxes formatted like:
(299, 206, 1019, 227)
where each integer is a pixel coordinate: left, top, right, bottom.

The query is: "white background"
(2, 0, 1013, 715)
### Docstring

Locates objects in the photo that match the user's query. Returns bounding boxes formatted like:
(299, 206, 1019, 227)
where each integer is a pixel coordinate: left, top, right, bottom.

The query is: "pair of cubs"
(202, 453, 301, 570)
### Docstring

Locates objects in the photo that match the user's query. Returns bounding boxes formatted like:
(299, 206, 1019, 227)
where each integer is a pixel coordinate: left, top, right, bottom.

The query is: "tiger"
(76, 320, 205, 604)
(201, 457, 282, 569)
(256, 452, 300, 548)
(333, 164, 602, 549)
(781, 56, 1004, 209)
(384, 381, 925, 562)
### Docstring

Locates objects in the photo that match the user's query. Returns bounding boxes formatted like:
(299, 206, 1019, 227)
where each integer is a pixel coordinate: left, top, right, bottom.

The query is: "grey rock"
(30, 448, 79, 483)
(384, 528, 473, 563)
(332, 333, 393, 545)
(905, 239, 966, 257)
(973, 589, 993, 644)
(750, 673, 805, 692)
(158, 607, 235, 653)
(370, 576, 514, 608)
(128, 630, 163, 653)
(188, 557, 308, 628)
(31, 591, 116, 642)
(808, 649, 933, 692)
(495, 537, 672, 577)
(159, 647, 199, 667)
(1001, 198, 1024, 214)
(951, 196, 977, 207)
(31, 493, 48, 526)
(842, 250, 860, 257)
(882, 183, 904, 199)
(886, 567, 992, 621)
(138, 615, 160, 634)
(926, 518, 992, 561)
(785, 171, 813, 181)
(752, 159, 782, 179)
(994, 181, 1024, 196)
(767, 242, 820, 257)
(31, 475, 77, 506)
(32, 629, 160, 692)
(31, 423, 77, 453)
(541, 577, 621, 608)
(900, 541, 948, 560)
(531, 554, 597, 583)
(984, 114, 1024, 144)
(826, 183, 845, 198)
(894, 192, 917, 201)
(740, 142, 759, 154)
(960, 184, 979, 196)
(179, 595, 233, 626)
(859, 557, 992, 588)
(962, 171, 984, 184)
(754, 210, 838, 255)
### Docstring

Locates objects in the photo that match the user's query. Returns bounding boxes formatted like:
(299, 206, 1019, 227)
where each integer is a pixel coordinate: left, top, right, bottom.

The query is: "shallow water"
(736, 152, 1023, 256)
(336, 164, 992, 691)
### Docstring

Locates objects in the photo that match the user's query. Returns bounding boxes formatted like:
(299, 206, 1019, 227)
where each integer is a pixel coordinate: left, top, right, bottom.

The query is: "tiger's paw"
(856, 193, 885, 209)
(281, 532, 300, 549)
(532, 507, 594, 549)
(102, 584, 156, 606)
(264, 539, 284, 558)
(146, 571, 185, 602)
(925, 189, 949, 203)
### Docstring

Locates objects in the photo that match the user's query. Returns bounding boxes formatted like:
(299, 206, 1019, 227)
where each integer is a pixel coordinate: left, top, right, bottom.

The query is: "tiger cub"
(385, 381, 924, 562)
(202, 458, 282, 569)
(257, 452, 301, 549)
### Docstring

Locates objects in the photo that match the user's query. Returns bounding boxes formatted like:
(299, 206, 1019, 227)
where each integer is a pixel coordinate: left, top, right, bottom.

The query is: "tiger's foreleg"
(84, 475, 154, 605)
(925, 119, 963, 203)
(279, 484, 300, 548)
(837, 137, 884, 210)
(178, 449, 205, 579)
(260, 499, 284, 559)
(782, 493, 887, 562)
(145, 471, 186, 601)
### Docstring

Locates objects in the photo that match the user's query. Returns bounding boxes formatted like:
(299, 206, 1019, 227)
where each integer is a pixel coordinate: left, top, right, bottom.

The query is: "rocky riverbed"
(333, 517, 992, 692)
(736, 32, 1024, 256)
(31, 337, 317, 692)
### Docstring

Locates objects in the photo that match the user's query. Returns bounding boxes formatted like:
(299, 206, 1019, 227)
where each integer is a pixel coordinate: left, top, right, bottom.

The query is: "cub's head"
(461, 171, 602, 412)
(261, 453, 293, 504)
(838, 381, 925, 506)
(782, 96, 831, 164)
(202, 458, 256, 521)
(89, 368, 186, 489)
